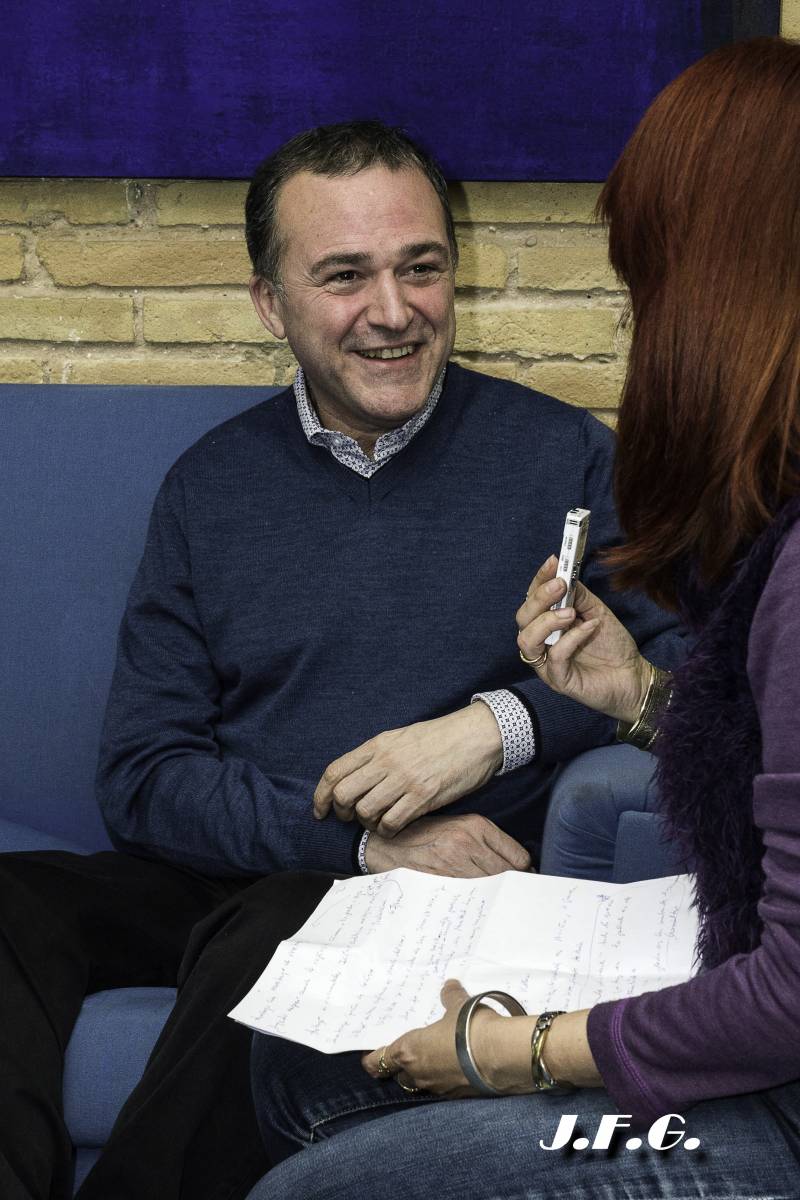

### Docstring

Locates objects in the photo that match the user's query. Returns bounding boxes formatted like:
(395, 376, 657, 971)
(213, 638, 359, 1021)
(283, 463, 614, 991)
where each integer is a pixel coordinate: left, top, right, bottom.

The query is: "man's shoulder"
(446, 361, 612, 444)
(167, 384, 295, 480)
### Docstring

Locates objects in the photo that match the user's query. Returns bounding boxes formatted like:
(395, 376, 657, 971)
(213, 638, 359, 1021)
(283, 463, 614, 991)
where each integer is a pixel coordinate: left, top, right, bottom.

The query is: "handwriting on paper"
(229, 869, 698, 1053)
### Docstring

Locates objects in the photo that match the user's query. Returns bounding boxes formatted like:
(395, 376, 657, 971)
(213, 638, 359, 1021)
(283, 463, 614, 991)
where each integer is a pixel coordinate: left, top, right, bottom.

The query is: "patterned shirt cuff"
(357, 829, 371, 874)
(472, 690, 536, 774)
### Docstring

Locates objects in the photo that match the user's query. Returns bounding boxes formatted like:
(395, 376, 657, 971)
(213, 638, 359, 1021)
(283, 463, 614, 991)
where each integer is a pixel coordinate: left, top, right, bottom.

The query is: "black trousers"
(0, 850, 335, 1200)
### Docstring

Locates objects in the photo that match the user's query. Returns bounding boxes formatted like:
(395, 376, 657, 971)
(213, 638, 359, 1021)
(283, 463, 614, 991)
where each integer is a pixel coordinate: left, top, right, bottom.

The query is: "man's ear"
(249, 275, 286, 340)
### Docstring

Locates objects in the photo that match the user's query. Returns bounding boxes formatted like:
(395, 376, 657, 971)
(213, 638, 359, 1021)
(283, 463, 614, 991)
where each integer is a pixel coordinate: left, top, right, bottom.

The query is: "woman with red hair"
(247, 37, 800, 1198)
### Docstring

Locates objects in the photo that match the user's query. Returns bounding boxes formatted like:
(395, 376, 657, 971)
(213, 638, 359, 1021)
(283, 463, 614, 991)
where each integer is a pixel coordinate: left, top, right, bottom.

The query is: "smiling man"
(249, 163, 456, 444)
(0, 123, 685, 1200)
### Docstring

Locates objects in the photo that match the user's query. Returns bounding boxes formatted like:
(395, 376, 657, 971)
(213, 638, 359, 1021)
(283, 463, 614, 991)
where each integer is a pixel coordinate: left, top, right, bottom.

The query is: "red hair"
(599, 37, 800, 608)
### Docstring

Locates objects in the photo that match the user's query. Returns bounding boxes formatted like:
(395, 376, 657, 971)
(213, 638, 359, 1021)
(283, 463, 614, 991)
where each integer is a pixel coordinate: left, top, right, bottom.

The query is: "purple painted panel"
(1, 1, 779, 179)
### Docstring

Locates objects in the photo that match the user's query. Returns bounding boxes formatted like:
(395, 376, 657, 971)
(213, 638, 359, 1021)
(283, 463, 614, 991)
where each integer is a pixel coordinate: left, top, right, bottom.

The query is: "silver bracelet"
(454, 990, 526, 1096)
(357, 829, 370, 874)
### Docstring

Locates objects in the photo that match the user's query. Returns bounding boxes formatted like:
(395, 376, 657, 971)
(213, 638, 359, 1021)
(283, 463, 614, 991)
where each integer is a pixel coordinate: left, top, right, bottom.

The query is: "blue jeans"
(245, 1035, 800, 1199)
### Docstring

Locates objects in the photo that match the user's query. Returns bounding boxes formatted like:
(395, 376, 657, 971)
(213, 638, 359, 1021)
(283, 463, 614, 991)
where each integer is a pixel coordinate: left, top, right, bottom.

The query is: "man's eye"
(407, 263, 441, 280)
(329, 271, 358, 285)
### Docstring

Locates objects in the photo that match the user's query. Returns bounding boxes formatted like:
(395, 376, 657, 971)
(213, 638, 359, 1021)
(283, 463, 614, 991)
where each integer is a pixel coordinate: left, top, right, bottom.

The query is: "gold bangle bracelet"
(616, 663, 673, 751)
(530, 1011, 575, 1093)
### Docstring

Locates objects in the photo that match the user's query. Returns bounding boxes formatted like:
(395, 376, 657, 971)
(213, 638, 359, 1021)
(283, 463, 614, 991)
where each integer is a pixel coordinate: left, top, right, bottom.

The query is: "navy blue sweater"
(96, 364, 684, 876)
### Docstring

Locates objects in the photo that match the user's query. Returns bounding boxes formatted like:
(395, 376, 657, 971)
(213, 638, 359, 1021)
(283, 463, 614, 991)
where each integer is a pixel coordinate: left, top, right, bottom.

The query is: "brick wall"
(1, 2, 794, 423)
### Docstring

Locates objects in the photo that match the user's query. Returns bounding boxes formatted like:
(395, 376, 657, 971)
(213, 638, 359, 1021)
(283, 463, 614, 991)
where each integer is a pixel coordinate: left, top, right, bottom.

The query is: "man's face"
(250, 165, 456, 442)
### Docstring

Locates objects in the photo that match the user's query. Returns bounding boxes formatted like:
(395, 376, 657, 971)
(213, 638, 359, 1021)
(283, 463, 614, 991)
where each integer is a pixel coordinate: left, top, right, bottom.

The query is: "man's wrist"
(471, 691, 535, 774)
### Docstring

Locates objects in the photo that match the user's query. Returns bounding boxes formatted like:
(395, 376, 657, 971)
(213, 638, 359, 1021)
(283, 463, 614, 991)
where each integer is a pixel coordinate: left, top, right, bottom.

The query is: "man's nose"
(365, 274, 414, 331)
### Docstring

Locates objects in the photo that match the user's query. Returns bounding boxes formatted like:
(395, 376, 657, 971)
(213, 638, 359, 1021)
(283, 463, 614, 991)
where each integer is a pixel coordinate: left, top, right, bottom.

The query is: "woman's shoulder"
(772, 509, 800, 574)
(748, 509, 800, 770)
(753, 509, 800, 625)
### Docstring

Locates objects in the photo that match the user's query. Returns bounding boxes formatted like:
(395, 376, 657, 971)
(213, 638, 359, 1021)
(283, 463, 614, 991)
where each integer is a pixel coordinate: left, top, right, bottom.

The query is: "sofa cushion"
(63, 987, 176, 1147)
(0, 816, 91, 855)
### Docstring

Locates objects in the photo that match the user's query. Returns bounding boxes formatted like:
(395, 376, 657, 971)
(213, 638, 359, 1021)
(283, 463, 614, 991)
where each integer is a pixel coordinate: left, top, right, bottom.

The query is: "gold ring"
(396, 1076, 421, 1094)
(520, 648, 548, 669)
(377, 1049, 392, 1078)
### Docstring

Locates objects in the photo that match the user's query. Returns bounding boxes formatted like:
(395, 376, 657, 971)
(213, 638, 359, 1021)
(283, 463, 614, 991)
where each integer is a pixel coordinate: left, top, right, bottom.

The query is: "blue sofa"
(2, 384, 281, 1191)
(2, 383, 683, 1193)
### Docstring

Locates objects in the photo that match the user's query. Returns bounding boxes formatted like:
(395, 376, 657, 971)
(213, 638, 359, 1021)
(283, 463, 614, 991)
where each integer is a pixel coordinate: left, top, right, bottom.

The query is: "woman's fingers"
(517, 607, 576, 662)
(525, 553, 558, 597)
(517, 574, 566, 629)
(546, 618, 601, 665)
(440, 979, 469, 1010)
(362, 1039, 400, 1078)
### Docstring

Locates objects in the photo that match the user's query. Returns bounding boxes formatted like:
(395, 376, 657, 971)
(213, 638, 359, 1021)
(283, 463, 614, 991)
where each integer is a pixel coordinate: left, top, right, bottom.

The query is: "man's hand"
(313, 704, 504, 836)
(362, 813, 531, 877)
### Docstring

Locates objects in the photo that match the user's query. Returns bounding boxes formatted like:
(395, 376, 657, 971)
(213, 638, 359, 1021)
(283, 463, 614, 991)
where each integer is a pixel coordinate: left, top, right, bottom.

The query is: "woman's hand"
(362, 979, 534, 1097)
(516, 555, 651, 724)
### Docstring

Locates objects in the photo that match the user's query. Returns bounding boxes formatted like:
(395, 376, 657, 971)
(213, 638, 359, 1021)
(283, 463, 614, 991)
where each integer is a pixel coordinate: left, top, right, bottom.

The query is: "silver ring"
(519, 648, 548, 669)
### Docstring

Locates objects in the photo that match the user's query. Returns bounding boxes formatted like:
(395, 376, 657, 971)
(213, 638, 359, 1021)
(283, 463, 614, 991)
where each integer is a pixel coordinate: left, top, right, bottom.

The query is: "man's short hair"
(245, 119, 459, 290)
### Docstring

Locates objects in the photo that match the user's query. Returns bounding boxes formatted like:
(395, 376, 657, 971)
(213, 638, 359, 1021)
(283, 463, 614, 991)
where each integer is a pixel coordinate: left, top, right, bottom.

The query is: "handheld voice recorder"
(544, 507, 591, 646)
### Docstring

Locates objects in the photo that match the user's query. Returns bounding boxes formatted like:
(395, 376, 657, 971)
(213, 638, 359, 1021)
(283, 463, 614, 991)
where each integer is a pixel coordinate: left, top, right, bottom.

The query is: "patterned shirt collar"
(292, 365, 444, 478)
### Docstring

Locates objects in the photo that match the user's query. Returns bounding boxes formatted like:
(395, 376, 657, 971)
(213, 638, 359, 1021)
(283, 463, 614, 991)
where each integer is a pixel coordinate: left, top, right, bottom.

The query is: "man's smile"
(357, 345, 419, 357)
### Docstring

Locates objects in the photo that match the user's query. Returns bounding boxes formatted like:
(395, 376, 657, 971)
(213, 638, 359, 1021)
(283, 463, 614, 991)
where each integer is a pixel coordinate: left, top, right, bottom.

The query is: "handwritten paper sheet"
(229, 869, 698, 1053)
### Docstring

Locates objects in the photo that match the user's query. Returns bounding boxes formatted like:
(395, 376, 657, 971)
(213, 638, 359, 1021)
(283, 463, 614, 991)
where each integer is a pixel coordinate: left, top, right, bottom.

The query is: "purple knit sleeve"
(585, 520, 800, 1126)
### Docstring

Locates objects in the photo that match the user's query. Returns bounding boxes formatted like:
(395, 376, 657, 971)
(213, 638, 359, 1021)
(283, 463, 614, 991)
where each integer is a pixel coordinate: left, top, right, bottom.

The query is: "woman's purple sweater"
(587, 520, 800, 1125)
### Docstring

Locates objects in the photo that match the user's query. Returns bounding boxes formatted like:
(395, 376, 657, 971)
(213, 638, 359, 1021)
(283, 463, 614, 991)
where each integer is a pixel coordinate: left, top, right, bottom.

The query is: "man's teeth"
(359, 345, 415, 359)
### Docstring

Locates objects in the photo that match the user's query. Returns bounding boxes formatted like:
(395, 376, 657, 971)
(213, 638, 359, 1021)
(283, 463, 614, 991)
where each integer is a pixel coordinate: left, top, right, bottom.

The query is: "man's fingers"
(480, 822, 531, 871)
(354, 778, 407, 830)
(326, 763, 388, 823)
(313, 745, 375, 818)
(373, 794, 426, 838)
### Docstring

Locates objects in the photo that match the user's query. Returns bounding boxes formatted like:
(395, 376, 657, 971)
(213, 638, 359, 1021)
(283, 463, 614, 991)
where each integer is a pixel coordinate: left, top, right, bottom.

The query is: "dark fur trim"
(656, 497, 800, 969)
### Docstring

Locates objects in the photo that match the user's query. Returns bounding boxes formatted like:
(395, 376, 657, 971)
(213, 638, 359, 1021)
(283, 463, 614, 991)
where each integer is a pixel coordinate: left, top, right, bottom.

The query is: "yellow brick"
(0, 234, 24, 281)
(0, 296, 134, 342)
(519, 359, 626, 408)
(783, 0, 800, 38)
(454, 304, 617, 356)
(0, 180, 128, 225)
(143, 294, 272, 343)
(455, 242, 508, 289)
(66, 353, 277, 386)
(38, 236, 252, 287)
(0, 356, 45, 382)
(156, 182, 248, 227)
(450, 182, 602, 225)
(517, 231, 619, 292)
(272, 346, 299, 384)
(451, 356, 520, 382)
